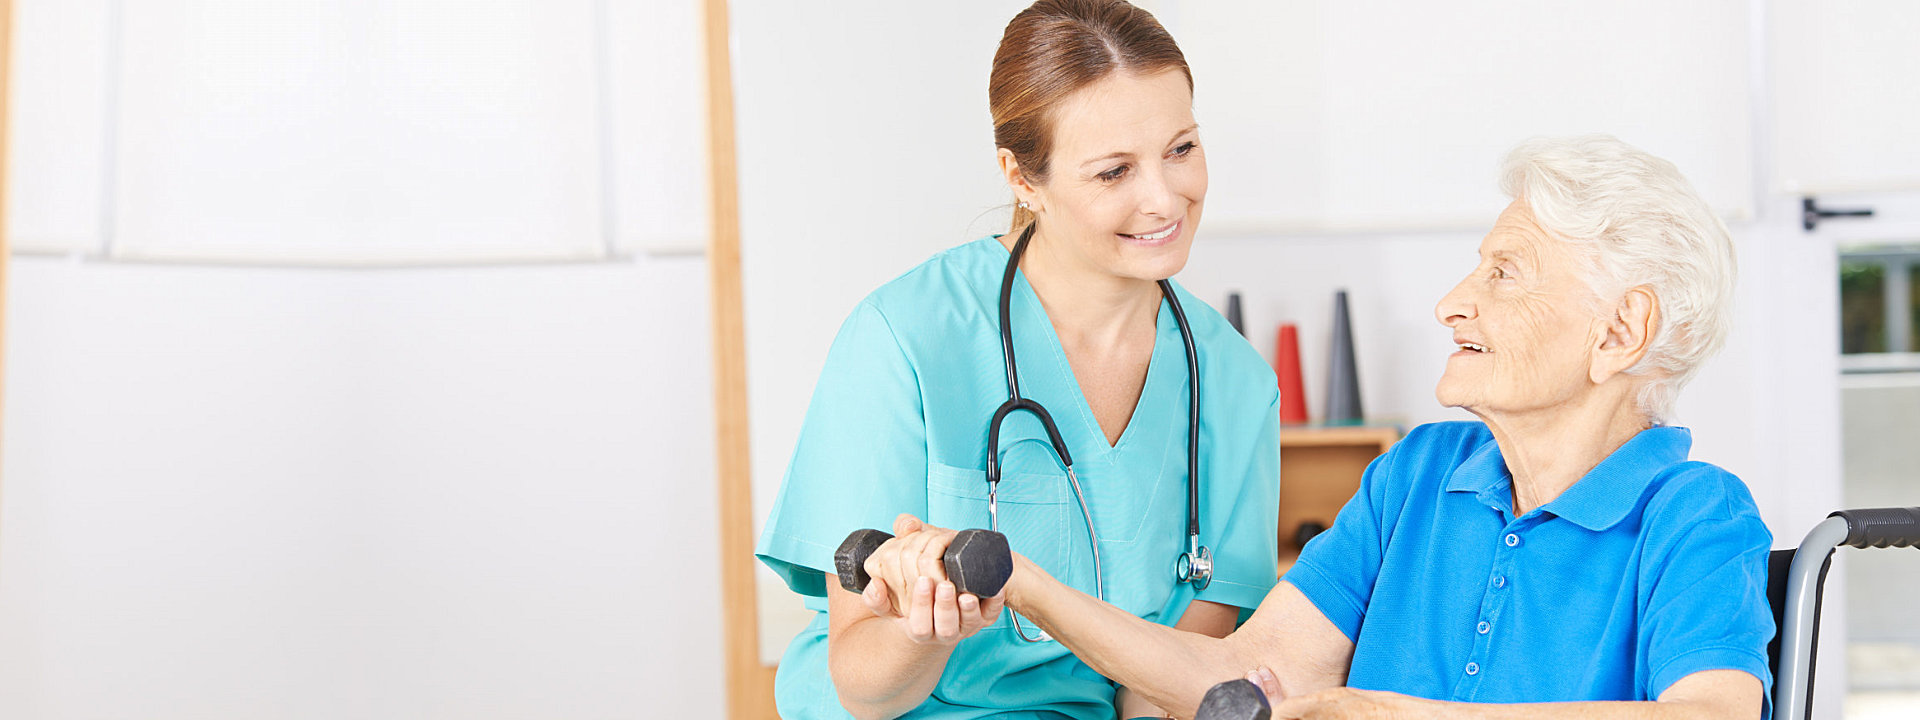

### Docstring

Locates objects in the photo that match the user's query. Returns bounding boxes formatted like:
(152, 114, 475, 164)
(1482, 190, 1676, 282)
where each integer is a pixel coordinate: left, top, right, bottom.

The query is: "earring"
(1017, 201, 1029, 210)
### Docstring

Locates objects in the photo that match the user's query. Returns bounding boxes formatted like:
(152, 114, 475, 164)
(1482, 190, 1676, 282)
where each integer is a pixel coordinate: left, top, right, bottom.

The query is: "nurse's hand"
(859, 514, 1006, 645)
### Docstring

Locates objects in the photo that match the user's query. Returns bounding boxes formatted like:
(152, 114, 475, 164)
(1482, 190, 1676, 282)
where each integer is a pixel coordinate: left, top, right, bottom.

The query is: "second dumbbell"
(1195, 678, 1271, 720)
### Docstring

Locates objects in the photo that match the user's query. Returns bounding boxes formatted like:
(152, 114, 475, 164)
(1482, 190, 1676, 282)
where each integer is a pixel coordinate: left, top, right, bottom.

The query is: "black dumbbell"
(833, 527, 1014, 598)
(1195, 678, 1270, 720)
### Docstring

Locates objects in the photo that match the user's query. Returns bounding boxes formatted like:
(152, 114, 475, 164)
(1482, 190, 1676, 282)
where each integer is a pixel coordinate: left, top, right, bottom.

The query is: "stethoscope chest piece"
(1175, 541, 1213, 591)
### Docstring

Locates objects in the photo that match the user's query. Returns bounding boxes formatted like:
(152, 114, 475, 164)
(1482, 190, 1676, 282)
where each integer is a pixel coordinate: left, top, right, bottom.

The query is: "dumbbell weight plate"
(834, 528, 894, 593)
(944, 529, 1013, 598)
(1195, 678, 1270, 720)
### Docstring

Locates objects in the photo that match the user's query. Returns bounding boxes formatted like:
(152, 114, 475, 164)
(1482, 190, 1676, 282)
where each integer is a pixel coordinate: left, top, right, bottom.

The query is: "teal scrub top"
(755, 237, 1281, 720)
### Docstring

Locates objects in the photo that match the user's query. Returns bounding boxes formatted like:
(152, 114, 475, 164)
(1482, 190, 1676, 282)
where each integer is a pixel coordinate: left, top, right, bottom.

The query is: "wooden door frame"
(704, 0, 777, 717)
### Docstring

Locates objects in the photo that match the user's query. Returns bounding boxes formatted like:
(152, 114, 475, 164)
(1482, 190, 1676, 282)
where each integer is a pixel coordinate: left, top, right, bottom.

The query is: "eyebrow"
(1488, 249, 1531, 269)
(1077, 124, 1201, 170)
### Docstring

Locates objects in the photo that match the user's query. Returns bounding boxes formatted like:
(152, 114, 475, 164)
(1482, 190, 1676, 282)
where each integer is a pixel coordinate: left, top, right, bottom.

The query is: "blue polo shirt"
(1285, 421, 1773, 715)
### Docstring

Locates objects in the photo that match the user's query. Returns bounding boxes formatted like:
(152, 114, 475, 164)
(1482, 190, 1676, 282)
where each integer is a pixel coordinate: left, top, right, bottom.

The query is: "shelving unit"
(1275, 425, 1402, 575)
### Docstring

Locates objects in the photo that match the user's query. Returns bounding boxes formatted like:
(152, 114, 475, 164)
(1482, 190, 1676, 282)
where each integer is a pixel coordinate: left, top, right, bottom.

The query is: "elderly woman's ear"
(1589, 286, 1661, 385)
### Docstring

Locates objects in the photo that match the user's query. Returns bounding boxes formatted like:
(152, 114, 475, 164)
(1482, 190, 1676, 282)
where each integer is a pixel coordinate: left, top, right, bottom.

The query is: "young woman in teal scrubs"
(753, 2, 1281, 718)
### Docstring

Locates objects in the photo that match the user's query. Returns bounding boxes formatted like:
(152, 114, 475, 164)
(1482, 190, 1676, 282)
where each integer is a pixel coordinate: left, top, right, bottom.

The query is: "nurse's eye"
(1169, 141, 1197, 158)
(1491, 265, 1514, 280)
(1097, 164, 1130, 183)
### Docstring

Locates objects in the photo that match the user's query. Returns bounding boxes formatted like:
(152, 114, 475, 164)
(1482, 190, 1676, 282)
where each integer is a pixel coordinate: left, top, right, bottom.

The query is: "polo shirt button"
(1493, 575, 1506, 588)
(1477, 621, 1490, 634)
(1504, 533, 1519, 547)
(1465, 662, 1480, 676)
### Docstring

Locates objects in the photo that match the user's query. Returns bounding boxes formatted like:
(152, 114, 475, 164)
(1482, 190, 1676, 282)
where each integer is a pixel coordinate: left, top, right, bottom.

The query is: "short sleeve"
(1192, 388, 1282, 612)
(1640, 471, 1775, 707)
(1282, 445, 1399, 643)
(755, 300, 930, 598)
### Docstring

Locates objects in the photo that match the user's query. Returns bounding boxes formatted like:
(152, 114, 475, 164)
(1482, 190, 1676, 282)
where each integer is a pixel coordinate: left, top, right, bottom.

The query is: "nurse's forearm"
(827, 614, 957, 720)
(1005, 556, 1256, 717)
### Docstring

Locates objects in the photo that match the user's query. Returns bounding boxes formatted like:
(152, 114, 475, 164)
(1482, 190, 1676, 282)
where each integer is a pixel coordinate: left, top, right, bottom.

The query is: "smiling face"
(1009, 68, 1206, 283)
(1434, 200, 1608, 417)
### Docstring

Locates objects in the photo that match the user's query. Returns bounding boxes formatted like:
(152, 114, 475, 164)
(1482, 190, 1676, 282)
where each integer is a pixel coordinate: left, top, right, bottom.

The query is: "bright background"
(3, 0, 1917, 718)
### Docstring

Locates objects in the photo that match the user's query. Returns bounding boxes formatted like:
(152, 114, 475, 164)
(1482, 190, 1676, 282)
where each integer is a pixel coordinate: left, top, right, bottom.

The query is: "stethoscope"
(989, 223, 1210, 643)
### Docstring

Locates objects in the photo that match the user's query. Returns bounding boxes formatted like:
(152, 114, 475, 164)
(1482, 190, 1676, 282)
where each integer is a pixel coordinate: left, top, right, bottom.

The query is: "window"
(1839, 244, 1920, 372)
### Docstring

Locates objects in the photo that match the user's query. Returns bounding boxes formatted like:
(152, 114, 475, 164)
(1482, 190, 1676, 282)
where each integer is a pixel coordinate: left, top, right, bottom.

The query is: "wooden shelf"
(1278, 424, 1402, 448)
(1275, 424, 1401, 577)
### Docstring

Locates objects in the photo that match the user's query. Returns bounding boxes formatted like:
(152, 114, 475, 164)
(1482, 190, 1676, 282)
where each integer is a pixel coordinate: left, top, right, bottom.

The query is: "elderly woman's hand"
(858, 513, 1006, 645)
(1246, 667, 1432, 720)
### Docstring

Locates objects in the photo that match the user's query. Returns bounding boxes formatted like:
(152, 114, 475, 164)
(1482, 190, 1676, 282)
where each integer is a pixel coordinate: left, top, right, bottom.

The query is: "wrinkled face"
(1434, 200, 1605, 416)
(1027, 68, 1206, 282)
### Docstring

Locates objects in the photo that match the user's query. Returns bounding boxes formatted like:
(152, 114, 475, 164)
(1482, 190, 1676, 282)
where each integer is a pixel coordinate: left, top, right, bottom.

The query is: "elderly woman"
(859, 135, 1774, 719)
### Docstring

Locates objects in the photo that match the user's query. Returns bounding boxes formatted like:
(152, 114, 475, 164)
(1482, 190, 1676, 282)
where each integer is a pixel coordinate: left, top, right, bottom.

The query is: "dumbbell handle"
(833, 527, 1013, 598)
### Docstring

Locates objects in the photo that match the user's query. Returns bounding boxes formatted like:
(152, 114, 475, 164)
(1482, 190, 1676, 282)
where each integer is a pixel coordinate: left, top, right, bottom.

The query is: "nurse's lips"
(1119, 219, 1180, 247)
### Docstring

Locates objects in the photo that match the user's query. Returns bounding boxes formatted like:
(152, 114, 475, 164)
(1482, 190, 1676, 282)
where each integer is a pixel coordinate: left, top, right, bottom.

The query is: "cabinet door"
(1771, 0, 1920, 194)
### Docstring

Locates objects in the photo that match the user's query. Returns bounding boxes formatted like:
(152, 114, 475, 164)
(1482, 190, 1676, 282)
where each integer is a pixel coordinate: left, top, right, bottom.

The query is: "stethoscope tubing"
(1161, 267, 1202, 542)
(988, 224, 1209, 638)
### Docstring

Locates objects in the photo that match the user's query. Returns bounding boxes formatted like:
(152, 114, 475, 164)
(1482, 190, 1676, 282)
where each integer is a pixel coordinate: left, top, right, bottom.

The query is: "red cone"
(1275, 323, 1309, 424)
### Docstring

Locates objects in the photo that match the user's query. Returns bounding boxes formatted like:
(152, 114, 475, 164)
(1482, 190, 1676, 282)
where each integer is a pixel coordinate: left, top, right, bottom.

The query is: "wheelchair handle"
(1830, 507, 1920, 549)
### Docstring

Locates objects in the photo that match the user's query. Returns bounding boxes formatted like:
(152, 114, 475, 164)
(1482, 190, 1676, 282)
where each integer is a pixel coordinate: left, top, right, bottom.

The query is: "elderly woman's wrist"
(1004, 552, 1044, 611)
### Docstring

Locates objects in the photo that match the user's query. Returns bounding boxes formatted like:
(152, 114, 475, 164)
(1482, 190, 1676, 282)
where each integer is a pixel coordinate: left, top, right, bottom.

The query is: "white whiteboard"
(604, 0, 711, 256)
(5, 0, 112, 255)
(7, 0, 709, 264)
(110, 0, 607, 265)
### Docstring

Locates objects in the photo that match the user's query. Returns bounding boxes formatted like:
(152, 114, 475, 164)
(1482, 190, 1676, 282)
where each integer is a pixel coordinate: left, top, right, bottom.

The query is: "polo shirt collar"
(1444, 426, 1693, 530)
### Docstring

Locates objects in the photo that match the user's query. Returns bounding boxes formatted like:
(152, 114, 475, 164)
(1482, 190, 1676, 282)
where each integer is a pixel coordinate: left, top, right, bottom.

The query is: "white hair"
(1499, 135, 1736, 425)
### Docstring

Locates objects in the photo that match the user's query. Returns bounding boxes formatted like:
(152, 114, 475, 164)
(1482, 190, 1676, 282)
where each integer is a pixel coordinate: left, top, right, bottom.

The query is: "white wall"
(0, 255, 724, 719)
(1841, 373, 1920, 647)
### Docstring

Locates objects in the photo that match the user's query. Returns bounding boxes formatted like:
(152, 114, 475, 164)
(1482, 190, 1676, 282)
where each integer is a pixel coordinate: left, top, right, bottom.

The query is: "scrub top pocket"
(926, 461, 1079, 597)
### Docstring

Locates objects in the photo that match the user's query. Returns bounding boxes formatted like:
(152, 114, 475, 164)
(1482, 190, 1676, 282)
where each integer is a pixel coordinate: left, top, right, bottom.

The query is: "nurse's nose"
(1134, 162, 1179, 220)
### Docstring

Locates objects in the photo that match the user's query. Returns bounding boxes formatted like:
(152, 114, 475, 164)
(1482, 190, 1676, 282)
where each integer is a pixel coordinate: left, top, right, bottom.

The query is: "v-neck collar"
(1002, 256, 1179, 457)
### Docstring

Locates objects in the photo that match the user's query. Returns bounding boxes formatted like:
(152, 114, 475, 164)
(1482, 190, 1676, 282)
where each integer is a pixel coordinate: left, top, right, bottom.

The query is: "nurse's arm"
(1006, 554, 1354, 718)
(824, 571, 1001, 720)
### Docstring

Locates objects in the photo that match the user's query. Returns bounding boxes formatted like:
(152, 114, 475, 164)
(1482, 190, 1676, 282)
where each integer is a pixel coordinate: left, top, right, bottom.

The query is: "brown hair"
(991, 0, 1192, 232)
